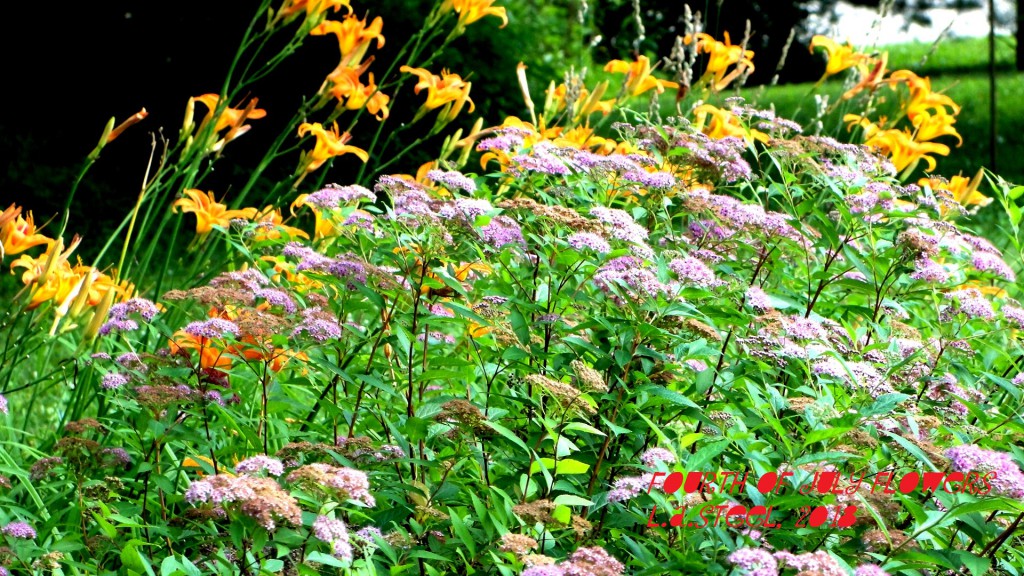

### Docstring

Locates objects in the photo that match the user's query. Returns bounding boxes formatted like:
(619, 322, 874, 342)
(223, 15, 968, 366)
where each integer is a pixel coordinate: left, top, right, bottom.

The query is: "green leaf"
(860, 393, 910, 417)
(306, 551, 349, 568)
(562, 422, 605, 436)
(121, 540, 155, 576)
(551, 504, 572, 525)
(553, 494, 595, 507)
(485, 421, 530, 454)
(448, 509, 478, 558)
(685, 439, 731, 472)
(953, 551, 990, 576)
(639, 385, 700, 409)
(530, 458, 589, 475)
(802, 427, 853, 448)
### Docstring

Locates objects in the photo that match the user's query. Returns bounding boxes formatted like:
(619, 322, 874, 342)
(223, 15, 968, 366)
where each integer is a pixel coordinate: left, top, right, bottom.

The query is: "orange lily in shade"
(399, 66, 474, 122)
(311, 14, 384, 66)
(864, 128, 949, 172)
(172, 189, 259, 236)
(450, 0, 508, 30)
(604, 55, 679, 97)
(297, 122, 370, 172)
(694, 32, 755, 91)
(1, 210, 51, 258)
(809, 36, 865, 79)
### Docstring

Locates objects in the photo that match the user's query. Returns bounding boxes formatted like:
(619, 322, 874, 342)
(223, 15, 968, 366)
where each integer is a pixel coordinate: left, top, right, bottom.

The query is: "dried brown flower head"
(571, 360, 608, 393)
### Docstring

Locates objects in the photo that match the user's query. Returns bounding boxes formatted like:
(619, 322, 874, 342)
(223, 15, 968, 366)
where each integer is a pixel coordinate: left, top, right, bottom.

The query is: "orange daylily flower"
(450, 0, 508, 30)
(693, 32, 755, 92)
(328, 67, 390, 120)
(453, 261, 492, 282)
(252, 206, 310, 241)
(311, 14, 384, 66)
(1, 210, 51, 258)
(191, 94, 267, 135)
(276, 0, 352, 19)
(297, 122, 370, 172)
(864, 128, 949, 173)
(841, 52, 888, 100)
(10, 237, 83, 310)
(173, 189, 259, 236)
(604, 55, 678, 97)
(400, 66, 475, 123)
(169, 331, 233, 370)
(809, 35, 866, 79)
(467, 321, 493, 338)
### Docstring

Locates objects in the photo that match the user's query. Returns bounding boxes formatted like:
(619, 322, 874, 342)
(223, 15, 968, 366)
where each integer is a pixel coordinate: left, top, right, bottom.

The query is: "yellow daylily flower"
(450, 0, 507, 30)
(311, 14, 384, 66)
(888, 70, 960, 120)
(553, 126, 615, 153)
(692, 104, 766, 144)
(864, 128, 949, 173)
(920, 171, 991, 213)
(1, 210, 51, 258)
(694, 32, 755, 92)
(172, 189, 259, 236)
(911, 108, 961, 146)
(809, 35, 865, 79)
(604, 55, 678, 97)
(297, 122, 370, 172)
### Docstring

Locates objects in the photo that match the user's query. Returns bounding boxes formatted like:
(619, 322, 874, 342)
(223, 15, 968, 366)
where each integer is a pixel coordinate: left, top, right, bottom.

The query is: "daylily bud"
(84, 288, 116, 342)
(37, 236, 65, 288)
(181, 96, 196, 139)
(67, 268, 98, 319)
(516, 62, 536, 125)
(542, 80, 558, 122)
(107, 108, 148, 143)
(97, 117, 116, 150)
